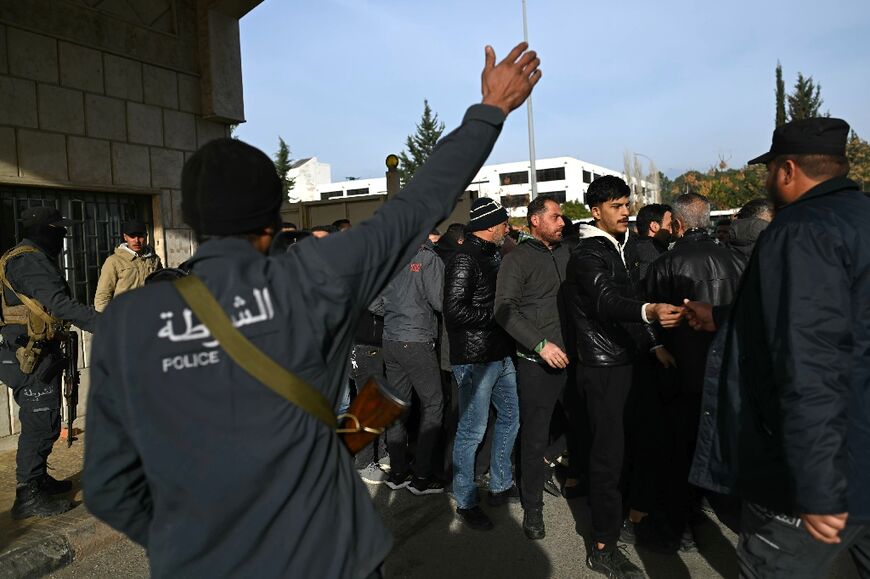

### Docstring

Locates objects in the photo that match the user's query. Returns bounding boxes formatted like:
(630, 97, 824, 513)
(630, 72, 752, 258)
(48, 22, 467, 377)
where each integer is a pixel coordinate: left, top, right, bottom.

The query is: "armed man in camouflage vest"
(0, 207, 98, 519)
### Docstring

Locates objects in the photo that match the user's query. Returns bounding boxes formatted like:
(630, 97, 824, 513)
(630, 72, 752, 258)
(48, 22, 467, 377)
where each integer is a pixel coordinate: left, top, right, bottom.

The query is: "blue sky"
(236, 0, 870, 180)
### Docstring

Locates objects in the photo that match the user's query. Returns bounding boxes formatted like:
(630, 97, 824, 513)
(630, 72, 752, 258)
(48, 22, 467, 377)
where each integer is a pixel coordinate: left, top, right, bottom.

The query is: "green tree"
(787, 73, 825, 121)
(775, 61, 786, 127)
(666, 164, 766, 210)
(273, 137, 295, 197)
(847, 130, 870, 190)
(561, 201, 592, 221)
(398, 100, 445, 185)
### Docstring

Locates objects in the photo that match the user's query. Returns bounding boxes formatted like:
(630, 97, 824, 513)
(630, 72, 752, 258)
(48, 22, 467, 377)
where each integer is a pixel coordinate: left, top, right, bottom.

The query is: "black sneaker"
(407, 476, 445, 496)
(523, 508, 545, 540)
(385, 471, 412, 490)
(543, 471, 560, 498)
(587, 545, 646, 579)
(619, 519, 637, 545)
(11, 481, 73, 520)
(679, 527, 698, 553)
(40, 474, 73, 495)
(456, 506, 494, 531)
(487, 484, 520, 506)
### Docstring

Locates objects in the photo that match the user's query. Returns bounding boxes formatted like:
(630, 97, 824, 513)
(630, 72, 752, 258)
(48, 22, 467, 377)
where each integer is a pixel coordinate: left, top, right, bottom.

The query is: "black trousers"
(383, 340, 444, 478)
(576, 364, 633, 546)
(624, 354, 667, 515)
(739, 502, 870, 579)
(349, 344, 388, 469)
(0, 363, 62, 484)
(517, 357, 567, 511)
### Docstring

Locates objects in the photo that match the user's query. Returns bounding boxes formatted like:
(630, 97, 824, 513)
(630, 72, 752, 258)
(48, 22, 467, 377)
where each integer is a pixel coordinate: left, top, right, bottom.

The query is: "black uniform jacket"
(690, 177, 870, 523)
(565, 225, 655, 367)
(82, 104, 506, 579)
(645, 229, 744, 393)
(444, 233, 514, 365)
(0, 240, 98, 403)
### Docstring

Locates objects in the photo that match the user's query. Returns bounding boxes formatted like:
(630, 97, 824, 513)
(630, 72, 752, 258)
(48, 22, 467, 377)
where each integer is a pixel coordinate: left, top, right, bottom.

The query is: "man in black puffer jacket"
(565, 176, 683, 579)
(645, 192, 744, 548)
(445, 197, 518, 531)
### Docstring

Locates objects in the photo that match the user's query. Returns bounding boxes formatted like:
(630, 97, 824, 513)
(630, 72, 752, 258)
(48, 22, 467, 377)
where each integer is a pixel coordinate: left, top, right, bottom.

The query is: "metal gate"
(0, 186, 153, 306)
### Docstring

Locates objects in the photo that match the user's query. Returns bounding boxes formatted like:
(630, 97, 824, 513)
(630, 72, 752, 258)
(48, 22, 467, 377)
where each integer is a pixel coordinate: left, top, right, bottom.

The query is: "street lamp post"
(522, 0, 538, 200)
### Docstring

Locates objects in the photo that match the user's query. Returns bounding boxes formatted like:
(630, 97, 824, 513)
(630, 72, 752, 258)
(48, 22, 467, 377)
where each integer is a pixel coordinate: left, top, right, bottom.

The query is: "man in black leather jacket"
(644, 192, 743, 548)
(565, 176, 682, 579)
(445, 197, 519, 531)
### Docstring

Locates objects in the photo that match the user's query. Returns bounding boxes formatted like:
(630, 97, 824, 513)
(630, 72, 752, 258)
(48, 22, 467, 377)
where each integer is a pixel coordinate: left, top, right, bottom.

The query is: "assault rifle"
(63, 331, 79, 447)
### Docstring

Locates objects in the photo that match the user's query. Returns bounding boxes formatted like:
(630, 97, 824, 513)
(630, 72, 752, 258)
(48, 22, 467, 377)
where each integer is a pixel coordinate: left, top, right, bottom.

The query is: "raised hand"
(481, 42, 542, 116)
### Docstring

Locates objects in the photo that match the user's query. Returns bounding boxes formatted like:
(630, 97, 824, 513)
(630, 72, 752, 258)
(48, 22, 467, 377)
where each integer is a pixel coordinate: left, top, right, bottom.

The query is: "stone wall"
(0, 0, 260, 440)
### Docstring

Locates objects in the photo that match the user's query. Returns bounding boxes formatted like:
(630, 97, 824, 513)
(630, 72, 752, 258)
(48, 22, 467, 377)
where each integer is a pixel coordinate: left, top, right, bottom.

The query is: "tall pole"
(523, 0, 538, 200)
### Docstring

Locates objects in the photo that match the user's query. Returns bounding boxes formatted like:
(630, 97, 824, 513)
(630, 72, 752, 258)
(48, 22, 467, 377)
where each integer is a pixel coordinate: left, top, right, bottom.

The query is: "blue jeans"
(451, 357, 519, 509)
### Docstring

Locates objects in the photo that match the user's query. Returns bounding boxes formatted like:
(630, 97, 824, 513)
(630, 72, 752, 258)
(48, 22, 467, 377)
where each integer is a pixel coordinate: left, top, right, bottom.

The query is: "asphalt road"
(47, 485, 862, 579)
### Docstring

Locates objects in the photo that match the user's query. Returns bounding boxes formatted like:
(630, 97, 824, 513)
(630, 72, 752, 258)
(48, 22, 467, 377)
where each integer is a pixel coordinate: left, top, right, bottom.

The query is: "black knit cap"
(748, 117, 850, 165)
(467, 197, 508, 232)
(181, 138, 283, 236)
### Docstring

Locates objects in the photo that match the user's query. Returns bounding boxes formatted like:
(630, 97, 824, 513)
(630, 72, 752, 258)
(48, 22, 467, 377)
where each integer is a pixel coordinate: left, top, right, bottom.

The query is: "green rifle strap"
(172, 275, 337, 429)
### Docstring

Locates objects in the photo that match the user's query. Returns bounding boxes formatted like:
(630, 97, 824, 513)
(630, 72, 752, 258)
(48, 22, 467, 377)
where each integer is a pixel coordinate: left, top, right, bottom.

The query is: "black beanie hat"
(181, 138, 283, 236)
(467, 197, 509, 232)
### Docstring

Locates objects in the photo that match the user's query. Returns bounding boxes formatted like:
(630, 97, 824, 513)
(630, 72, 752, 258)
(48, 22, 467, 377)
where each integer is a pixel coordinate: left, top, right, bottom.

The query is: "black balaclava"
(24, 225, 66, 258)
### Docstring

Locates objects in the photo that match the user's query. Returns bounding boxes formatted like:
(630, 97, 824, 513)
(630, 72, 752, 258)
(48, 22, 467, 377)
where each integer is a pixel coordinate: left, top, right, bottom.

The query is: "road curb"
(0, 505, 122, 579)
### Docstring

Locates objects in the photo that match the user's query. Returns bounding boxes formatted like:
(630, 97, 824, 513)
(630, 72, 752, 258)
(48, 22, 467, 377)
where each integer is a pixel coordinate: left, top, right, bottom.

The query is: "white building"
(290, 156, 658, 215)
(286, 157, 333, 202)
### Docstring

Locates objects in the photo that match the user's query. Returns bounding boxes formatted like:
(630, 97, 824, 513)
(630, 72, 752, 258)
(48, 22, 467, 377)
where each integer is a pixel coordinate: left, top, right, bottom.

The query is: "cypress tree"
(775, 61, 786, 127)
(274, 137, 295, 197)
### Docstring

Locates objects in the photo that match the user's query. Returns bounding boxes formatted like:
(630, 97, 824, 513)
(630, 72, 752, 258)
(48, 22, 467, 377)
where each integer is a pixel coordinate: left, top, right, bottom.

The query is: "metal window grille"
(0, 186, 154, 306)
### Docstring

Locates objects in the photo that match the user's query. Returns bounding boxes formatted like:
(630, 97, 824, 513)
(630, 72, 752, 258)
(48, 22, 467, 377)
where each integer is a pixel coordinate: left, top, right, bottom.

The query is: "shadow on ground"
(373, 483, 552, 579)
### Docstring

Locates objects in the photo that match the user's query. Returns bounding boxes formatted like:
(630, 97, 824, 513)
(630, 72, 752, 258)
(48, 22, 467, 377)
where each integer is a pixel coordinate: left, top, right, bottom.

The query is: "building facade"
(0, 0, 264, 443)
(293, 156, 658, 215)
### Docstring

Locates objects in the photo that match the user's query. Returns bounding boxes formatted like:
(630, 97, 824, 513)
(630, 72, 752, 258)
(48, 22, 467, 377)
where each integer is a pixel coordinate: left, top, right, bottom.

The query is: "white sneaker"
(358, 463, 388, 485)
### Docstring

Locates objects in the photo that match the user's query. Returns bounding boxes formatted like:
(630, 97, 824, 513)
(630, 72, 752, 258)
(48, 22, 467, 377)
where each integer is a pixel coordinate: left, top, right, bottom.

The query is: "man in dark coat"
(445, 197, 519, 531)
(686, 117, 870, 578)
(632, 203, 673, 281)
(644, 192, 743, 548)
(494, 194, 569, 539)
(0, 207, 99, 519)
(82, 43, 542, 579)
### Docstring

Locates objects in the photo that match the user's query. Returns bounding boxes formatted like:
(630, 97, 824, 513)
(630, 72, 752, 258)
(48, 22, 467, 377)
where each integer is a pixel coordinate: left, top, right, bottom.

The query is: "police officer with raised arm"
(83, 43, 542, 578)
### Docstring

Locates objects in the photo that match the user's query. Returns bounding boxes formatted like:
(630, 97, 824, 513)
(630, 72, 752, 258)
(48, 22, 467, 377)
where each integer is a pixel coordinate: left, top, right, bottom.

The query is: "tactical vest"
(0, 245, 66, 343)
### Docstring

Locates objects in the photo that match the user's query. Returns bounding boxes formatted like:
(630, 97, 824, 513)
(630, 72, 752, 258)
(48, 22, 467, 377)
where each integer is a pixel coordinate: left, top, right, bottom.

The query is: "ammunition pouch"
(15, 340, 42, 375)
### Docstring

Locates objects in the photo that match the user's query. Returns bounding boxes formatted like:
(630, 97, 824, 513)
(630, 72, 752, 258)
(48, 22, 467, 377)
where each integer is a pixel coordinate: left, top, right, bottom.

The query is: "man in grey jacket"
(495, 195, 570, 539)
(371, 239, 446, 494)
(83, 43, 542, 579)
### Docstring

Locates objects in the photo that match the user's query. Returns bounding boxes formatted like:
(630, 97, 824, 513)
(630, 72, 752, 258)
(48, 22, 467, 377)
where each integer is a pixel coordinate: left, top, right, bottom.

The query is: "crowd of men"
(0, 39, 867, 579)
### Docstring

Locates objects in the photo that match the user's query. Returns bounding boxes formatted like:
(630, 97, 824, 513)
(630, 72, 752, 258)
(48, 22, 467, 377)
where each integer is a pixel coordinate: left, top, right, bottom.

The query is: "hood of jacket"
(117, 243, 155, 260)
(576, 224, 628, 264)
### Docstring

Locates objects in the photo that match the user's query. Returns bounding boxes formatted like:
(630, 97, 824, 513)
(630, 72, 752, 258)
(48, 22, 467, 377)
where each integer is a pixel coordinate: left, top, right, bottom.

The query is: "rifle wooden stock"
(338, 377, 408, 455)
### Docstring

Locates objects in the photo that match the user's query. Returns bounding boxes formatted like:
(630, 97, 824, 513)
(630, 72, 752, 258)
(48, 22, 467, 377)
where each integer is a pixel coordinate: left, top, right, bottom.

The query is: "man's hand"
(801, 513, 848, 544)
(646, 303, 685, 328)
(683, 300, 716, 332)
(539, 342, 569, 369)
(481, 42, 542, 116)
(654, 347, 677, 369)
